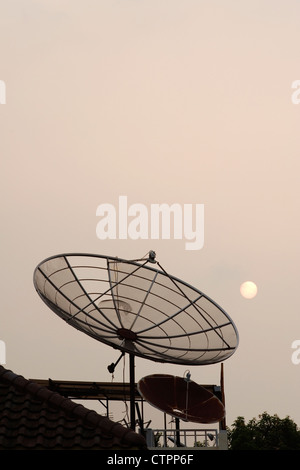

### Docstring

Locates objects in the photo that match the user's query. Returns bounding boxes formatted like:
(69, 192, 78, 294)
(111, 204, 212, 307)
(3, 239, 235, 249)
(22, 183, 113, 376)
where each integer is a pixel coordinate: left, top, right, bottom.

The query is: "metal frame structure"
(33, 251, 238, 430)
(30, 374, 226, 443)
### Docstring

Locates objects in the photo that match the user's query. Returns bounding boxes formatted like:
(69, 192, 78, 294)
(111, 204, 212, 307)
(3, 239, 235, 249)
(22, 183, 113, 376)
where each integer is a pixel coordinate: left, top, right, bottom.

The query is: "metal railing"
(145, 428, 219, 449)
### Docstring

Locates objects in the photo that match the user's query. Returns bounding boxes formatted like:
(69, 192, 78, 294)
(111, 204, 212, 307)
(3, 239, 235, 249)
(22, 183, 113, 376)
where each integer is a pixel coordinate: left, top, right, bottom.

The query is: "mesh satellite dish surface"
(33, 252, 238, 366)
(33, 252, 239, 365)
(138, 374, 225, 424)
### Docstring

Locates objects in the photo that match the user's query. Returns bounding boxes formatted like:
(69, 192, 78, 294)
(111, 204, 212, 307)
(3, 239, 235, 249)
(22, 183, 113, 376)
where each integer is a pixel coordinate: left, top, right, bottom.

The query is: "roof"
(0, 365, 147, 450)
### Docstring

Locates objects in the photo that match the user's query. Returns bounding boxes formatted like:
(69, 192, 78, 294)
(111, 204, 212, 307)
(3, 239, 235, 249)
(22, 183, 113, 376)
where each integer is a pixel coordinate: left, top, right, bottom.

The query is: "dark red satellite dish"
(138, 374, 225, 424)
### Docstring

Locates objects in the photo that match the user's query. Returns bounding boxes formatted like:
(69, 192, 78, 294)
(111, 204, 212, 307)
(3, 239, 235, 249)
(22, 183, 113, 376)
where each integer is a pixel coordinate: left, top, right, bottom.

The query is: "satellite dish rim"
(33, 252, 239, 365)
(137, 373, 225, 423)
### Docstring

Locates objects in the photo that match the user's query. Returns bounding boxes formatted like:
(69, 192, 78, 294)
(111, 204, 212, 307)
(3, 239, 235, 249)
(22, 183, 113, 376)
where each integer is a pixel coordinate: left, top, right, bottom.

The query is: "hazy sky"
(1, 0, 300, 431)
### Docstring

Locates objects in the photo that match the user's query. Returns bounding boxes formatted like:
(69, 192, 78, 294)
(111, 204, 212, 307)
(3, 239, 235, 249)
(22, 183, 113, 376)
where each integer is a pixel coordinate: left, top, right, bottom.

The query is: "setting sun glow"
(240, 281, 258, 299)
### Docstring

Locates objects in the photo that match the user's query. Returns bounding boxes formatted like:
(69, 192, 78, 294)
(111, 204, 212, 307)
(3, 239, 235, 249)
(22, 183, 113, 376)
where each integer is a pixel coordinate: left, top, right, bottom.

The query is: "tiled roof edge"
(0, 366, 147, 449)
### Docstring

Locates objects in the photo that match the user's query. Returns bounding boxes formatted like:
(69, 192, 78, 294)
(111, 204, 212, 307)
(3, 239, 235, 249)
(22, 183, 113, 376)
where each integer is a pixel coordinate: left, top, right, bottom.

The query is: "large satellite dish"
(138, 374, 225, 424)
(33, 252, 239, 366)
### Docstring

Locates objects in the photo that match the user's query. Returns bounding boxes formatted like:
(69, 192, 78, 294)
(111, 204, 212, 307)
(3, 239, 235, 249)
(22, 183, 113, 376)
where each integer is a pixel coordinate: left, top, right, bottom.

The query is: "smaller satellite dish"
(138, 374, 225, 424)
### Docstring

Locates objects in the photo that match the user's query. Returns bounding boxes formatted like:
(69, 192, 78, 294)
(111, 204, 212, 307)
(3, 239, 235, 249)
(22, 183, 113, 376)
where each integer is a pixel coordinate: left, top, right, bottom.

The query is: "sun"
(240, 281, 257, 299)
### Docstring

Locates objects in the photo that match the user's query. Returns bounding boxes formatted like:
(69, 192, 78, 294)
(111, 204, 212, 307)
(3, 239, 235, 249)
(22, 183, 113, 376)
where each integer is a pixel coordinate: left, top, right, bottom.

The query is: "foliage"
(227, 412, 300, 450)
(194, 440, 206, 447)
(154, 432, 165, 447)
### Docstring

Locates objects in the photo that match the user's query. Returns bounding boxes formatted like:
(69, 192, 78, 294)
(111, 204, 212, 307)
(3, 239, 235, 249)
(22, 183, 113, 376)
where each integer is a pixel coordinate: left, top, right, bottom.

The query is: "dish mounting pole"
(129, 353, 136, 431)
